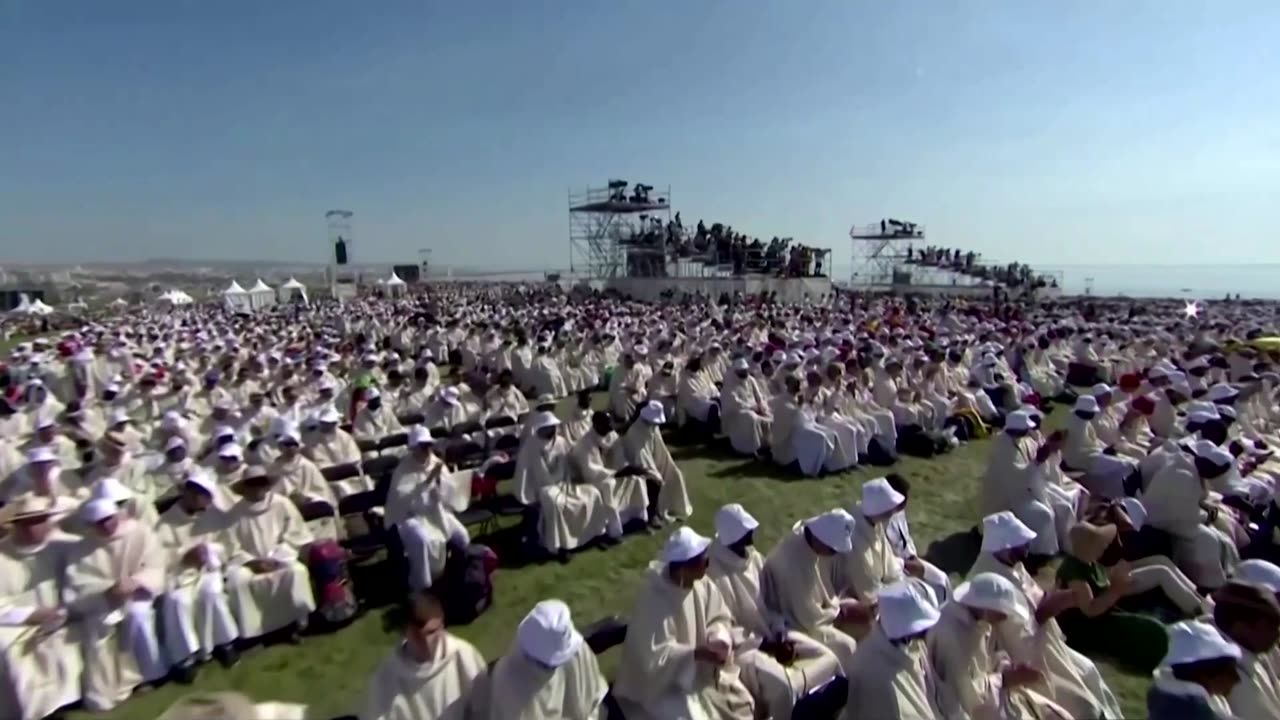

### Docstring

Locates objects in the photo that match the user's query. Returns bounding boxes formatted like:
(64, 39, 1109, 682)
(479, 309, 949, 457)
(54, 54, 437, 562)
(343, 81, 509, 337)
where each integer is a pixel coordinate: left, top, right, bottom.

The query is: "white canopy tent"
(277, 277, 309, 305)
(245, 278, 277, 310)
(8, 294, 54, 316)
(158, 289, 194, 306)
(223, 280, 251, 311)
(384, 271, 408, 297)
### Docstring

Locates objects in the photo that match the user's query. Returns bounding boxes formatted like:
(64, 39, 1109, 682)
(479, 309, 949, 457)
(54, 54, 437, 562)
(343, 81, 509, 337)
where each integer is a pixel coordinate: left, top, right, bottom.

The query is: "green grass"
(76, 405, 1151, 720)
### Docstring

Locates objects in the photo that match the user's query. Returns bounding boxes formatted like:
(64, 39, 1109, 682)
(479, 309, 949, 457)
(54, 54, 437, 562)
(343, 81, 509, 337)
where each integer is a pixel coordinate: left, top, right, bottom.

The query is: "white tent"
(384, 271, 408, 297)
(223, 280, 251, 311)
(158, 289, 193, 306)
(278, 277, 309, 305)
(244, 278, 277, 310)
(26, 299, 55, 316)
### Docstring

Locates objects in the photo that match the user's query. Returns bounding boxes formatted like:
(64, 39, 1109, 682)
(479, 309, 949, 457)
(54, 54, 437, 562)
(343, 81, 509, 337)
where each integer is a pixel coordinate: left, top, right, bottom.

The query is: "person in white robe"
(720, 359, 772, 457)
(608, 351, 650, 422)
(270, 426, 342, 540)
(761, 510, 873, 685)
(353, 389, 402, 445)
(1143, 443, 1241, 590)
(676, 356, 718, 426)
(387, 427, 470, 590)
(1148, 620, 1245, 720)
(968, 511, 1124, 720)
(482, 370, 529, 424)
(1208, 580, 1280, 719)
(1062, 395, 1141, 499)
(613, 527, 756, 720)
(527, 345, 569, 399)
(155, 471, 241, 680)
(64, 498, 169, 711)
(222, 466, 317, 642)
(514, 411, 614, 562)
(568, 411, 647, 537)
(836, 478, 941, 610)
(0, 494, 82, 720)
(844, 580, 945, 719)
(1, 445, 80, 504)
(981, 411, 1067, 558)
(423, 387, 473, 432)
(362, 589, 487, 720)
(770, 375, 834, 476)
(882, 473, 952, 603)
(304, 407, 362, 469)
(707, 504, 842, 720)
(929, 572, 1071, 720)
(481, 599, 609, 720)
(617, 401, 692, 525)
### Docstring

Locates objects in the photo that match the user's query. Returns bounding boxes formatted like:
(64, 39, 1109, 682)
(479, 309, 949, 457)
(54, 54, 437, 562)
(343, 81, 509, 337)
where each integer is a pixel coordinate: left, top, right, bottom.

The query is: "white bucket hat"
(1236, 559, 1280, 594)
(26, 445, 57, 464)
(806, 509, 856, 554)
(441, 386, 461, 405)
(1163, 620, 1241, 666)
(184, 470, 218, 496)
(516, 599, 584, 668)
(1073, 395, 1099, 414)
(980, 511, 1037, 553)
(860, 477, 906, 517)
(639, 401, 666, 425)
(532, 411, 561, 431)
(81, 498, 119, 524)
(316, 406, 341, 424)
(217, 443, 244, 461)
(661, 526, 711, 564)
(92, 477, 134, 504)
(953, 572, 1028, 623)
(1004, 411, 1033, 433)
(409, 426, 435, 446)
(714, 504, 759, 545)
(878, 581, 941, 640)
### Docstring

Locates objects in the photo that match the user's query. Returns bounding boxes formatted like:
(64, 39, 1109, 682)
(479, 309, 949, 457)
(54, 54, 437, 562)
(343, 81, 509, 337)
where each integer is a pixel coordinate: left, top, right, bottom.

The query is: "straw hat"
(1067, 522, 1117, 563)
(0, 492, 65, 526)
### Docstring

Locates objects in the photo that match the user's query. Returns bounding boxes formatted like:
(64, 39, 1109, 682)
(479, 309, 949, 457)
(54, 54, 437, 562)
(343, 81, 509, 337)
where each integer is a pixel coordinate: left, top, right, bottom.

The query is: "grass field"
(72, 400, 1152, 720)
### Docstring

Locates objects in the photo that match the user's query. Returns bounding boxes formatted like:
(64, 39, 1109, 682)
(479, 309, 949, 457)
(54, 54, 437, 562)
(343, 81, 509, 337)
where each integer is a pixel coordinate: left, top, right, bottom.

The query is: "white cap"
(317, 406, 341, 424)
(164, 435, 187, 451)
(1237, 559, 1280, 594)
(92, 477, 133, 504)
(1004, 411, 1033, 433)
(81, 498, 119, 524)
(277, 424, 302, 444)
(409, 426, 435, 446)
(216, 443, 243, 460)
(34, 415, 56, 431)
(366, 388, 381, 401)
(861, 477, 906, 517)
(878, 581, 941, 640)
(639, 400, 666, 425)
(980, 511, 1037, 553)
(532, 411, 561, 431)
(108, 409, 131, 426)
(714, 504, 759, 545)
(214, 425, 236, 439)
(732, 358, 750, 372)
(516, 600, 583, 668)
(953, 572, 1028, 622)
(806, 509, 856, 554)
(317, 377, 338, 392)
(661, 526, 712, 564)
(441, 386, 461, 405)
(1073, 395, 1100, 414)
(27, 446, 57, 464)
(1163, 620, 1241, 666)
(1193, 440, 1234, 467)
(184, 470, 217, 496)
(1207, 384, 1239, 403)
(1149, 366, 1169, 379)
(162, 410, 185, 430)
(1091, 383, 1112, 396)
(1187, 410, 1221, 426)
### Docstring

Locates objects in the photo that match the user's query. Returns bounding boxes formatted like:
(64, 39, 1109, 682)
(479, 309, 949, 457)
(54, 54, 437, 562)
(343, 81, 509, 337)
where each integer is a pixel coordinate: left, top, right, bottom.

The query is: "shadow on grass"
(923, 528, 982, 577)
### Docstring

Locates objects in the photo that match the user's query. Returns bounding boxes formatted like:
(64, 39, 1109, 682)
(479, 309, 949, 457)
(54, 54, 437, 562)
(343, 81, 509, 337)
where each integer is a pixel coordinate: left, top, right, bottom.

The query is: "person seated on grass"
(1147, 620, 1245, 720)
(513, 411, 614, 563)
(835, 478, 940, 617)
(929, 572, 1071, 720)
(845, 580, 946, 719)
(770, 374, 835, 476)
(0, 493, 82, 720)
(1208, 581, 1280, 718)
(1062, 395, 1142, 500)
(981, 411, 1068, 561)
(706, 504, 841, 720)
(720, 358, 772, 458)
(968, 511, 1124, 720)
(222, 466, 316, 645)
(481, 599, 609, 720)
(761, 509, 871, 689)
(882, 473, 952, 603)
(387, 427, 468, 591)
(617, 401, 692, 527)
(363, 589, 487, 720)
(676, 355, 719, 428)
(613, 527, 756, 720)
(569, 410, 646, 538)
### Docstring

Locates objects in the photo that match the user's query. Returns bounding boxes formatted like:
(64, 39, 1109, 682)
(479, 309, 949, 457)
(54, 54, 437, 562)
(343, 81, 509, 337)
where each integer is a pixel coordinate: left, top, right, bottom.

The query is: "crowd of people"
(620, 214, 827, 278)
(906, 246, 1060, 291)
(4, 285, 1280, 719)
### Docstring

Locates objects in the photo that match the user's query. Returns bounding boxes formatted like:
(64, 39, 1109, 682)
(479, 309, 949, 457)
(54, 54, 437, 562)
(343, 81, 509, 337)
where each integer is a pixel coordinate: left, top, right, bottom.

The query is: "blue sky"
(2, 1, 1278, 271)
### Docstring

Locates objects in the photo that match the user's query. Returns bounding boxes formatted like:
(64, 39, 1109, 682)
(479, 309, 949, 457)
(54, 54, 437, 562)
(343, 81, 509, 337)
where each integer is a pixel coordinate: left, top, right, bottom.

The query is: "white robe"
(569, 429, 646, 536)
(481, 641, 608, 720)
(155, 503, 239, 664)
(619, 422, 692, 520)
(721, 375, 772, 456)
(0, 534, 83, 720)
(64, 519, 169, 710)
(362, 635, 487, 720)
(387, 455, 470, 590)
(514, 434, 610, 552)
(613, 563, 756, 720)
(845, 627, 944, 720)
(222, 494, 317, 638)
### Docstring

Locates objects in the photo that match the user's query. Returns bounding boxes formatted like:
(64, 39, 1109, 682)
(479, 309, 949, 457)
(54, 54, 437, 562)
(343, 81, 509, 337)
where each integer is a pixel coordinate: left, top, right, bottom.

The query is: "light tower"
(569, 179, 671, 279)
(848, 219, 925, 289)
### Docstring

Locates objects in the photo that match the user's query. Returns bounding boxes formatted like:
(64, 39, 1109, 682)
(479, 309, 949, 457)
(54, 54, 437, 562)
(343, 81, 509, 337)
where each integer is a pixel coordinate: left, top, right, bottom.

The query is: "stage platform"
(607, 275, 832, 303)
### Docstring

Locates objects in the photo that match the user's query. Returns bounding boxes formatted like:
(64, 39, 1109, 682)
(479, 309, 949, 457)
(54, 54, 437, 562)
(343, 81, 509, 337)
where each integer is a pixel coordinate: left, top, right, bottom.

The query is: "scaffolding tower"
(569, 180, 671, 279)
(848, 219, 925, 288)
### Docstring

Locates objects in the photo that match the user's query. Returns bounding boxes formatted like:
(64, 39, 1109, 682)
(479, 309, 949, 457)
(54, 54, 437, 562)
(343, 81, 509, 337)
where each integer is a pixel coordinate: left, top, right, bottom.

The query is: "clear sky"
(2, 0, 1278, 271)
